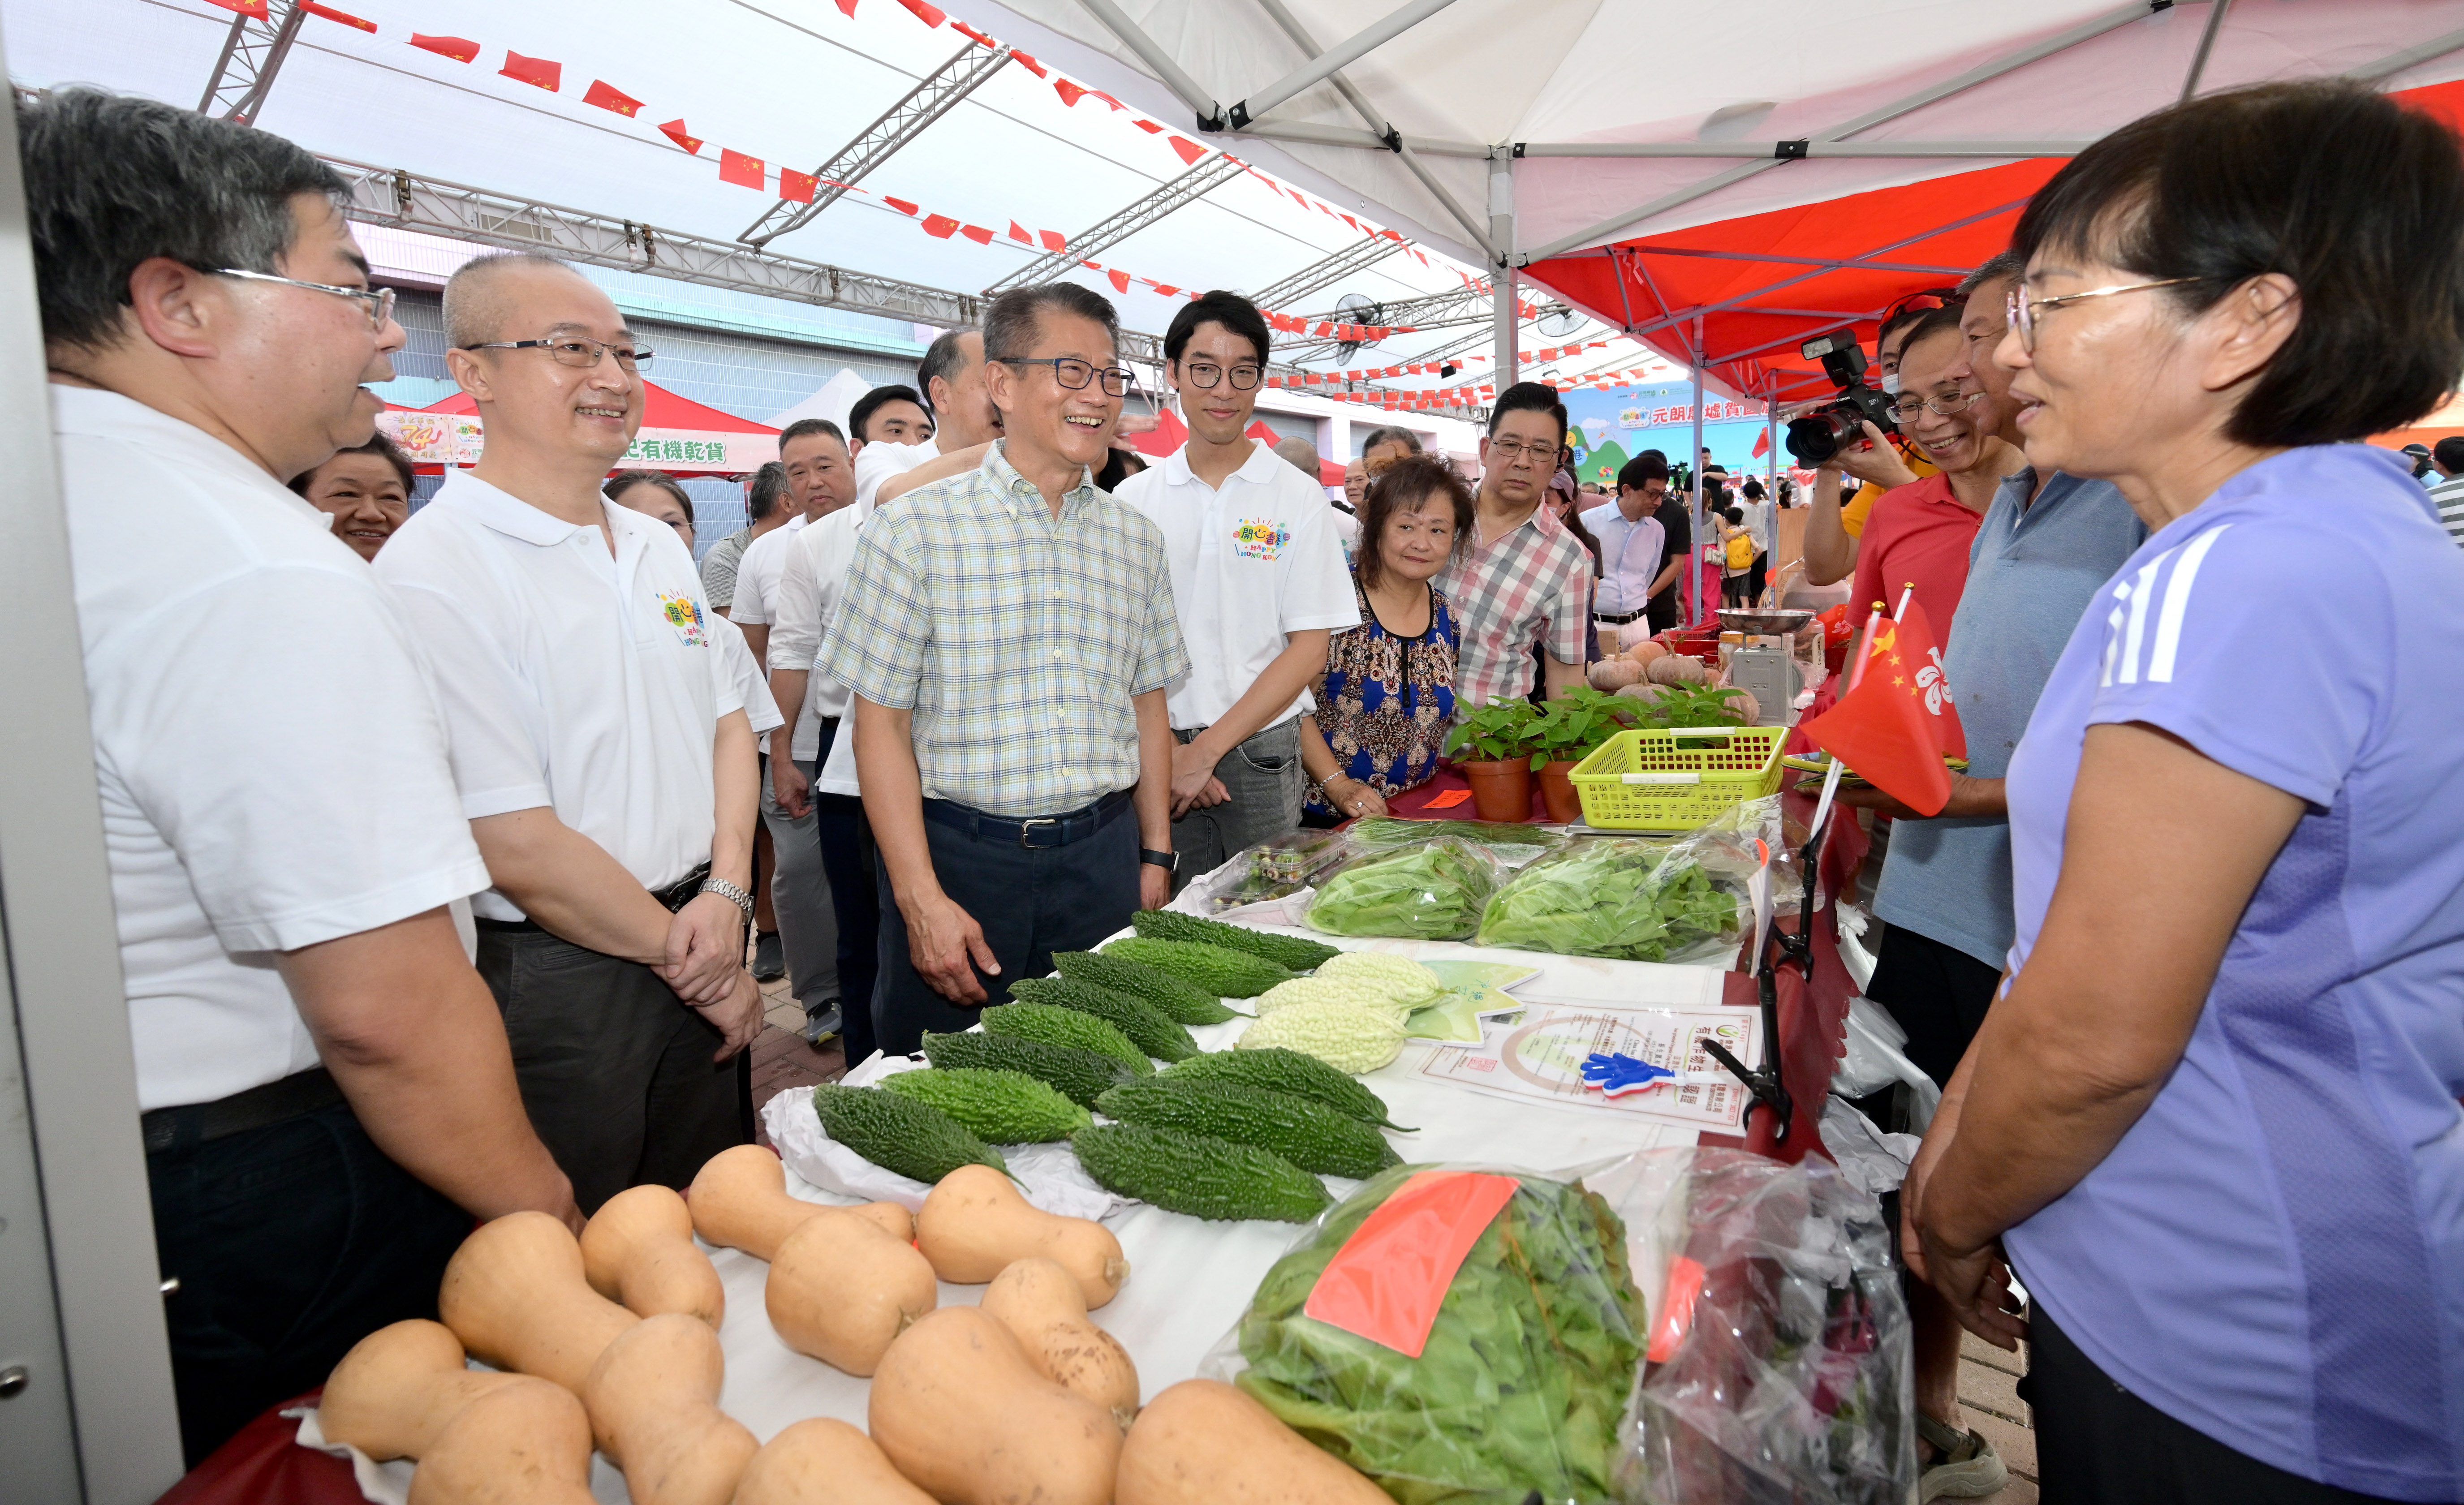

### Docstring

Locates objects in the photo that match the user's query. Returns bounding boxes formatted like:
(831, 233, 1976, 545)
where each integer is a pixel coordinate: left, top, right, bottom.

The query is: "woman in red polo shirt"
(1848, 307, 2026, 626)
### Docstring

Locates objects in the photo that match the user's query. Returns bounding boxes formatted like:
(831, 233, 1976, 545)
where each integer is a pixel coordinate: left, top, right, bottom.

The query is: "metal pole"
(1765, 385, 1779, 602)
(1688, 322, 1706, 627)
(1488, 151, 1516, 401)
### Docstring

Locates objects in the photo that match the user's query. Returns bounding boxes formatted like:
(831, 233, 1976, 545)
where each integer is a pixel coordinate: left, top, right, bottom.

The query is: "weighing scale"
(1715, 607, 1816, 726)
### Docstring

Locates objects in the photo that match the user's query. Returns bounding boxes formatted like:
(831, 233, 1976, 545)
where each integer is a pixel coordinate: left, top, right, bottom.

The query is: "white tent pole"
(1519, 139, 2090, 159)
(2347, 26, 2464, 82)
(1689, 321, 1706, 627)
(1071, 0, 1223, 126)
(1489, 151, 1518, 401)
(1228, 0, 1467, 130)
(2180, 0, 2232, 101)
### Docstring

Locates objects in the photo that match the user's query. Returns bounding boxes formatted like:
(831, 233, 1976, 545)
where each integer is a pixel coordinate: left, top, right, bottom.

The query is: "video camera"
(1783, 329, 1897, 464)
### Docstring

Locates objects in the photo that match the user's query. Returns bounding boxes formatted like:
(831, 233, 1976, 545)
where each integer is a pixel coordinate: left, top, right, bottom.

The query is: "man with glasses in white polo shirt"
(25, 93, 577, 1463)
(1116, 291, 1357, 886)
(378, 252, 763, 1214)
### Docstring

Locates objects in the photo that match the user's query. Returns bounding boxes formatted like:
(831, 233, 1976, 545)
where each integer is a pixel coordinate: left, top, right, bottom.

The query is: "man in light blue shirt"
(1579, 459, 1673, 634)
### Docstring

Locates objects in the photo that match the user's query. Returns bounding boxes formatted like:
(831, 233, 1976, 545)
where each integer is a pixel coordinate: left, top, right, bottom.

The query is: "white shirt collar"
(1158, 436, 1280, 490)
(49, 383, 332, 527)
(435, 468, 642, 549)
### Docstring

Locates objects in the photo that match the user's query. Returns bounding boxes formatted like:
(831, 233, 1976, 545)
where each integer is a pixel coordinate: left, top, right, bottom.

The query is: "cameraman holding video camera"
(1799, 296, 1953, 585)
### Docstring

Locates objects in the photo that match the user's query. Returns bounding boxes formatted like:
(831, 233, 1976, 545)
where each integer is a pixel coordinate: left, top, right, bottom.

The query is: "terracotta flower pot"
(1459, 757, 1534, 823)
(1537, 759, 1585, 825)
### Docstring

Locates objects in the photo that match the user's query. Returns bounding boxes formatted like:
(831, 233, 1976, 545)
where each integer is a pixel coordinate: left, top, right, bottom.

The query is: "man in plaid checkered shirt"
(819, 284, 1186, 1054)
(1439, 382, 1595, 712)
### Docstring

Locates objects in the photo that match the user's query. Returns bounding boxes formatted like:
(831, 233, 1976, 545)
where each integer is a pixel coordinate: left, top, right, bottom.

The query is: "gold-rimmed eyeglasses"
(461, 335, 653, 370)
(208, 267, 395, 330)
(2005, 277, 2200, 354)
(1888, 389, 1986, 424)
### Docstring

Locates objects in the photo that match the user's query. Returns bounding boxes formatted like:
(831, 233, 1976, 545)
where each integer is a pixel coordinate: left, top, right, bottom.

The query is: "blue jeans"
(1167, 718, 1304, 892)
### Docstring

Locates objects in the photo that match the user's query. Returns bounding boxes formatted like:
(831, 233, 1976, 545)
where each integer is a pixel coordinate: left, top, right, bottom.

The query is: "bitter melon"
(1128, 908, 1340, 971)
(1069, 1123, 1331, 1222)
(1236, 1000, 1406, 1075)
(810, 1083, 1008, 1182)
(1007, 975, 1198, 1062)
(1096, 1078, 1401, 1179)
(1101, 936, 1294, 999)
(879, 1067, 1091, 1144)
(919, 1030, 1135, 1109)
(978, 1002, 1153, 1075)
(1156, 1047, 1409, 1130)
(1052, 949, 1238, 1025)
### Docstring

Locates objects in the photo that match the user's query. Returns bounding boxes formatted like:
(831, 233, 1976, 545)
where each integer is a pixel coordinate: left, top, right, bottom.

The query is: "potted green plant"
(1443, 699, 1542, 822)
(1526, 687, 1631, 823)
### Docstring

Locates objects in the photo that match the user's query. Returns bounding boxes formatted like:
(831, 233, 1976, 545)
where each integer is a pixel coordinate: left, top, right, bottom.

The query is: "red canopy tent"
(378, 380, 780, 477)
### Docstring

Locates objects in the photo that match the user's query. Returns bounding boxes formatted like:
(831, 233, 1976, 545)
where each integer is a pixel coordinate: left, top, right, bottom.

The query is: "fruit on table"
(1070, 1123, 1332, 1223)
(868, 1306, 1122, 1505)
(686, 1144, 910, 1258)
(1053, 948, 1239, 1025)
(319, 1319, 523, 1462)
(1310, 950, 1444, 1008)
(1647, 652, 1711, 685)
(980, 1256, 1140, 1430)
(579, 1313, 757, 1505)
(1251, 976, 1411, 1023)
(1154, 1047, 1408, 1129)
(1237, 999, 1407, 1075)
(731, 1419, 936, 1505)
(1126, 907, 1340, 970)
(1096, 1078, 1402, 1180)
(915, 1163, 1129, 1307)
(1587, 658, 1644, 691)
(438, 1211, 639, 1395)
(1100, 936, 1294, 999)
(1007, 974, 1199, 1063)
(766, 1206, 938, 1376)
(1115, 1379, 1391, 1505)
(578, 1184, 724, 1326)
(879, 1066, 1093, 1143)
(919, 1029, 1136, 1109)
(404, 1375, 595, 1505)
(812, 1083, 1010, 1183)
(1626, 641, 1669, 667)
(978, 1001, 1154, 1075)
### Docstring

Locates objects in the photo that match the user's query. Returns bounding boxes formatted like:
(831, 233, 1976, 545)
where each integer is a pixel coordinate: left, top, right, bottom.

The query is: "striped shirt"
(2430, 473, 2464, 545)
(1437, 497, 1594, 713)
(818, 441, 1187, 819)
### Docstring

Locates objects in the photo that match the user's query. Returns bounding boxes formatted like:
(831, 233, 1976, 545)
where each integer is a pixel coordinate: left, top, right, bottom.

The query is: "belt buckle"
(1018, 817, 1059, 849)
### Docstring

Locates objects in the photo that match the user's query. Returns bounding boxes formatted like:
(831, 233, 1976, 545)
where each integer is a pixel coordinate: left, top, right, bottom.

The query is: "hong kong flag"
(1796, 600, 1965, 814)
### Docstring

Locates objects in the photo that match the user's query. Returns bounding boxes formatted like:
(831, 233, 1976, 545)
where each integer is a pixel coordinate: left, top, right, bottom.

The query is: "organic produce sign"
(1412, 1006, 1761, 1131)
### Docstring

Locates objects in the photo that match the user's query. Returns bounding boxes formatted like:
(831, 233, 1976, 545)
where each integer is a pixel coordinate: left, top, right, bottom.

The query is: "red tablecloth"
(161, 771, 1863, 1505)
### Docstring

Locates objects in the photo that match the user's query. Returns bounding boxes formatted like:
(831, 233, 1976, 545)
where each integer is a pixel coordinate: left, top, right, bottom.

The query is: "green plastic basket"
(1566, 726, 1789, 831)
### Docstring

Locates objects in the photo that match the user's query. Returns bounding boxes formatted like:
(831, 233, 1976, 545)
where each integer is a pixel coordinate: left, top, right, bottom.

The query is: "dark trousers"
(147, 1101, 468, 1465)
(1864, 920, 2002, 1089)
(2027, 1304, 2402, 1504)
(872, 803, 1139, 1056)
(812, 716, 880, 1068)
(1646, 589, 1679, 634)
(475, 927, 744, 1214)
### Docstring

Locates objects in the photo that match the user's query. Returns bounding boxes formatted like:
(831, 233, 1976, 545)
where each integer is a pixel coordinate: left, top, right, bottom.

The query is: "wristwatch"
(699, 877, 755, 923)
(1139, 848, 1180, 874)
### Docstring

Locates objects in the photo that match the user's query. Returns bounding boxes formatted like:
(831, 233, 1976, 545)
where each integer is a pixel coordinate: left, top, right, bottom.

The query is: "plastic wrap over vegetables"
(1214, 1163, 1646, 1505)
(1344, 817, 1566, 870)
(1590, 1148, 1915, 1505)
(1473, 838, 1740, 964)
(1305, 836, 1504, 941)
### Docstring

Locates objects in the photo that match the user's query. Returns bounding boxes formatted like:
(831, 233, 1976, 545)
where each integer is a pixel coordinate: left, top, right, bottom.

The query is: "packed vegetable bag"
(1474, 838, 1741, 964)
(1304, 836, 1504, 941)
(1594, 1148, 1915, 1505)
(1219, 1164, 1646, 1505)
(1343, 817, 1564, 869)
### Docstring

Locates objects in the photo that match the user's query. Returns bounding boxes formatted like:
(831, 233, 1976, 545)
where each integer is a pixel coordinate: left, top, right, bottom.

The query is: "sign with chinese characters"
(377, 410, 483, 466)
(375, 413, 776, 474)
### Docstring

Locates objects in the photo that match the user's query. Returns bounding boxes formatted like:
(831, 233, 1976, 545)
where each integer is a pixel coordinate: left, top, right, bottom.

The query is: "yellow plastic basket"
(1566, 726, 1789, 831)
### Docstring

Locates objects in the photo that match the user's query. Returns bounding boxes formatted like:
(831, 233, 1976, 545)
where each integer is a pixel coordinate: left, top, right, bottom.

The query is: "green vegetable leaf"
(1473, 838, 1742, 962)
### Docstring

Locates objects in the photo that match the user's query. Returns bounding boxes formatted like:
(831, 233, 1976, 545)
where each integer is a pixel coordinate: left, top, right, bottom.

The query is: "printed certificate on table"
(1412, 1006, 1762, 1131)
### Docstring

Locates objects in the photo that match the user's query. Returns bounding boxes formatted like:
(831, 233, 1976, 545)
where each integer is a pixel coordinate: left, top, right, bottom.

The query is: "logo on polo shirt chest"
(1232, 517, 1290, 560)
(657, 591, 709, 647)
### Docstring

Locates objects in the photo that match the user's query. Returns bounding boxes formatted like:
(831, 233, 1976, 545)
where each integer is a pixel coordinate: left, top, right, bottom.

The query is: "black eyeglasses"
(1177, 360, 1262, 391)
(997, 357, 1136, 396)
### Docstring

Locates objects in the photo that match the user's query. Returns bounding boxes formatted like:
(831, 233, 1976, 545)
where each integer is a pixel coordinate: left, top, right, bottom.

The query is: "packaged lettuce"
(1345, 817, 1563, 869)
(1303, 837, 1502, 941)
(1475, 837, 1741, 963)
(1231, 1165, 1645, 1505)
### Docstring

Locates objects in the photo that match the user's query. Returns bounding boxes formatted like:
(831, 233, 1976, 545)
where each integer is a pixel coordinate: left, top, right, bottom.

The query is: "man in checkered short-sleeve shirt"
(1439, 382, 1595, 713)
(819, 284, 1186, 1054)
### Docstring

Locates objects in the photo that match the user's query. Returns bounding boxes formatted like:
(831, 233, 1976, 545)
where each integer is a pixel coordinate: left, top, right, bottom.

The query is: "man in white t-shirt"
(848, 381, 932, 456)
(732, 418, 855, 1034)
(25, 92, 576, 1463)
(1117, 292, 1359, 886)
(700, 461, 788, 615)
(377, 252, 762, 1213)
(851, 328, 1003, 509)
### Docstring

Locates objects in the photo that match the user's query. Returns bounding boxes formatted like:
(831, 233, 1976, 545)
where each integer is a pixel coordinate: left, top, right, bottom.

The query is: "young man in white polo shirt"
(851, 329, 1004, 509)
(377, 252, 763, 1213)
(25, 93, 577, 1463)
(1116, 291, 1358, 886)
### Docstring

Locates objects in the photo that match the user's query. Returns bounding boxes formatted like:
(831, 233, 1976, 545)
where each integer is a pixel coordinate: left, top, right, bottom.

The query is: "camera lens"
(1783, 407, 1857, 464)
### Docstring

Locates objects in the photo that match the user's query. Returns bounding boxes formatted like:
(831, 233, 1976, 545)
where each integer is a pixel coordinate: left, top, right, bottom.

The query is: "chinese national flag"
(1055, 79, 1089, 107)
(959, 224, 995, 245)
(1752, 428, 1770, 458)
(1131, 119, 1163, 134)
(1107, 269, 1131, 293)
(920, 215, 960, 238)
(779, 169, 818, 203)
(299, 3, 376, 31)
(659, 119, 704, 155)
(500, 52, 562, 92)
(1168, 136, 1207, 165)
(882, 197, 921, 216)
(207, 0, 270, 16)
(1796, 602, 1966, 815)
(410, 34, 479, 63)
(1012, 52, 1047, 77)
(584, 80, 643, 116)
(718, 150, 766, 189)
(1039, 228, 1067, 252)
(1008, 221, 1033, 244)
(895, 0, 948, 25)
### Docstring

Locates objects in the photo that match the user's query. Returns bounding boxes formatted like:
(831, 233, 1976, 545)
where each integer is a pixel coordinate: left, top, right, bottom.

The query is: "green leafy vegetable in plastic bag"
(1344, 817, 1564, 868)
(1475, 838, 1741, 963)
(1304, 838, 1501, 940)
(1235, 1166, 1645, 1505)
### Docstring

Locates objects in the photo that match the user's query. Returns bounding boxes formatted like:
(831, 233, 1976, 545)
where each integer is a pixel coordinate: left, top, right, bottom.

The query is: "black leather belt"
(1594, 607, 1649, 624)
(475, 861, 712, 933)
(141, 1067, 345, 1154)
(922, 789, 1132, 849)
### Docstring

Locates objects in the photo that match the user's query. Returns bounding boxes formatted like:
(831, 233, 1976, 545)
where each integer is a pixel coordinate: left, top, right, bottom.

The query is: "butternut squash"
(581, 1314, 759, 1505)
(867, 1306, 1120, 1505)
(439, 1211, 639, 1394)
(766, 1206, 936, 1376)
(406, 1375, 596, 1505)
(582, 1184, 727, 1326)
(730, 1418, 936, 1505)
(914, 1164, 1128, 1308)
(688, 1144, 912, 1258)
(980, 1257, 1139, 1431)
(1115, 1379, 1391, 1505)
(320, 1319, 522, 1462)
